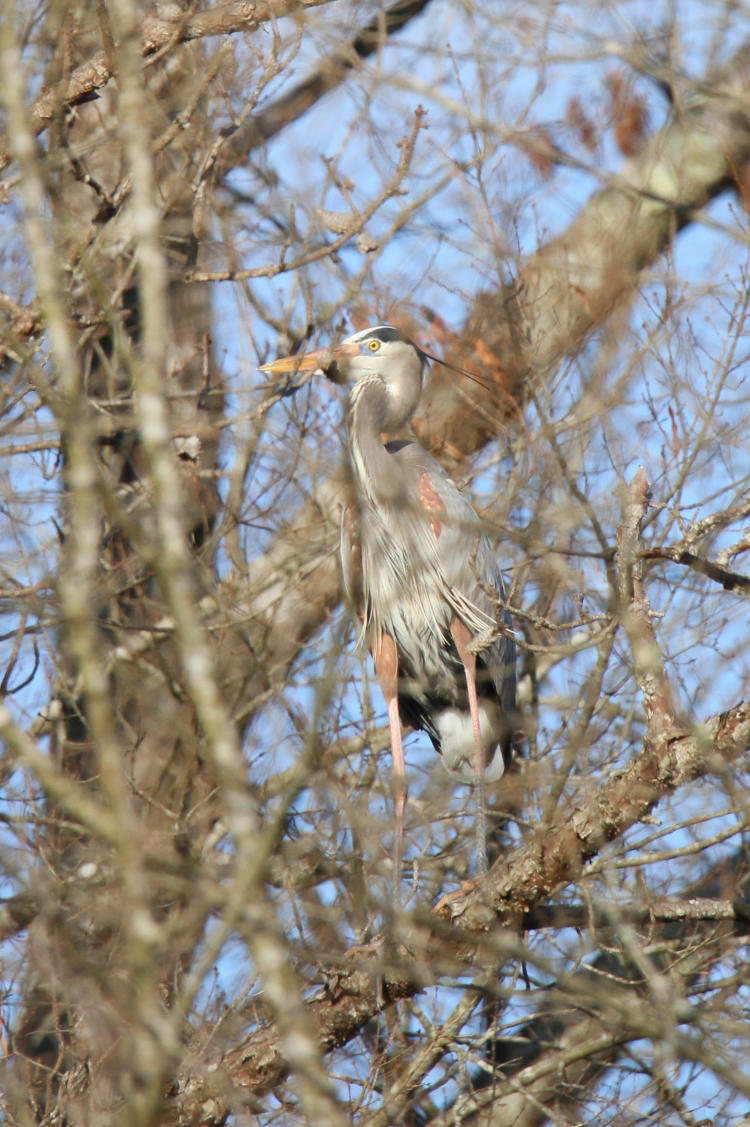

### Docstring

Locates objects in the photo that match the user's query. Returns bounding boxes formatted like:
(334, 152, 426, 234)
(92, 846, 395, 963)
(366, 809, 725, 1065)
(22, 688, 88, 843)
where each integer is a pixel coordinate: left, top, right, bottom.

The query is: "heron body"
(345, 389, 514, 781)
(260, 324, 516, 879)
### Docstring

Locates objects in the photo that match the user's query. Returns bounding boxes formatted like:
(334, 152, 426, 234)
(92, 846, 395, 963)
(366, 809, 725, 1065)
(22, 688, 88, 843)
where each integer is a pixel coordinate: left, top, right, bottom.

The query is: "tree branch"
(0, 0, 331, 174)
(523, 896, 750, 932)
(420, 38, 750, 454)
(0, 0, 433, 178)
(169, 696, 750, 1119)
(219, 0, 435, 167)
(642, 545, 750, 592)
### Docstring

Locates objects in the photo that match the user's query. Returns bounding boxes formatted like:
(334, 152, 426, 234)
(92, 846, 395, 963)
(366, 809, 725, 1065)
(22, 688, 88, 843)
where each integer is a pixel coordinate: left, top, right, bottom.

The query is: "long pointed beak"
(258, 348, 330, 375)
(258, 340, 359, 378)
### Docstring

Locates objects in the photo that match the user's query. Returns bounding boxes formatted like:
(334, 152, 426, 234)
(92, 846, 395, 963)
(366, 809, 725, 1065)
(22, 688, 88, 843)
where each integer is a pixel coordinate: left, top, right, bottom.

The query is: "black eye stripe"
(356, 325, 405, 345)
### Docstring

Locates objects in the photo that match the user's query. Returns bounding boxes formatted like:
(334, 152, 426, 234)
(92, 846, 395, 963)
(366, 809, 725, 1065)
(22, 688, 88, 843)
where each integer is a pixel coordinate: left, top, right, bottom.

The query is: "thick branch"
(2, 889, 742, 948)
(523, 896, 750, 932)
(444, 705, 750, 929)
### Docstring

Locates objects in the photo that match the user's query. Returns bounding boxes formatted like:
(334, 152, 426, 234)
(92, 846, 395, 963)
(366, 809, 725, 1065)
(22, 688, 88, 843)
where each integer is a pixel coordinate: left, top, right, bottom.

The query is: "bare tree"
(2, 2, 750, 1124)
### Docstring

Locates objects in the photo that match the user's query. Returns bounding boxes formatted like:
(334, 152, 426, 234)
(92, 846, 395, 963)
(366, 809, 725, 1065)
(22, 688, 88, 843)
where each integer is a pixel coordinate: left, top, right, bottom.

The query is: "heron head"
(335, 325, 428, 390)
(259, 324, 429, 427)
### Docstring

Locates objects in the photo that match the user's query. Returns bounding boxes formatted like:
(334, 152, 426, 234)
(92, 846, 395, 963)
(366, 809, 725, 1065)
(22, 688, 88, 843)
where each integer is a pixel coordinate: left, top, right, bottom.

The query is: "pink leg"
(451, 618, 488, 875)
(372, 634, 406, 897)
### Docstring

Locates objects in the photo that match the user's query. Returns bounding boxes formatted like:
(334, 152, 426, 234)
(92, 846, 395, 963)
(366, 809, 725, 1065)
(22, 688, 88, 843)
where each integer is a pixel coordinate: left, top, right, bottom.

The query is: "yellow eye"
(367, 339, 380, 352)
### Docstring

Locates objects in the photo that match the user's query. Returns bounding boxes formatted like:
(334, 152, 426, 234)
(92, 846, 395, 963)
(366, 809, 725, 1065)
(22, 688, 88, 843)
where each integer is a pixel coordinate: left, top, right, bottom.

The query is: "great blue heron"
(260, 325, 516, 879)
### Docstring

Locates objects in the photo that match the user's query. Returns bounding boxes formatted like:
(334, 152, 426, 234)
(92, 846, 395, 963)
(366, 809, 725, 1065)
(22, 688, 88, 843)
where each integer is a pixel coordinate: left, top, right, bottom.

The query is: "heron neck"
(347, 381, 399, 503)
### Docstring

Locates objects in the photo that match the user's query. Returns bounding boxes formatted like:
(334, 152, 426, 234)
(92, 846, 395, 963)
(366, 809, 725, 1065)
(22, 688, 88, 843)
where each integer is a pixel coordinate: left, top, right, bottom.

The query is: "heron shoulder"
(384, 440, 471, 498)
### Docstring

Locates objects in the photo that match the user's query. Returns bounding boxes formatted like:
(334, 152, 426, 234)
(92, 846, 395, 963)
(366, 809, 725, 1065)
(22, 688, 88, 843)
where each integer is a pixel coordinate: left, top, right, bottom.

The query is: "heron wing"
(390, 442, 516, 717)
(389, 445, 495, 632)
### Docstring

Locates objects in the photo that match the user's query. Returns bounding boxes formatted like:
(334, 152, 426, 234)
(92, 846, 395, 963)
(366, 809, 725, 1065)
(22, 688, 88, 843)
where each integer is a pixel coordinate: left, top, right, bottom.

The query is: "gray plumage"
(260, 324, 516, 879)
(341, 329, 515, 780)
